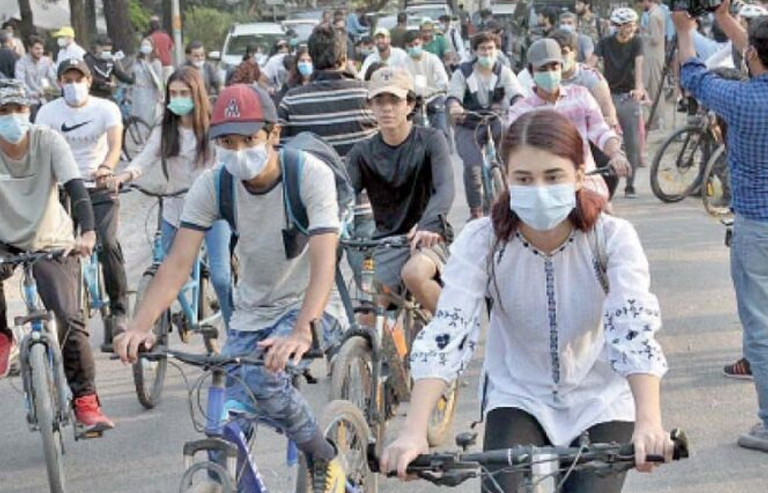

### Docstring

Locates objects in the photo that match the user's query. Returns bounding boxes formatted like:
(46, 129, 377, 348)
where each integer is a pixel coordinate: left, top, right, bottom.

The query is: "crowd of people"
(1, 1, 768, 491)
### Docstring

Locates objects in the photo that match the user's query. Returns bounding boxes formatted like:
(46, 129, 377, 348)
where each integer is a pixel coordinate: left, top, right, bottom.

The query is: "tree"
(86, 0, 98, 41)
(17, 0, 35, 43)
(104, 0, 137, 55)
(69, 0, 91, 48)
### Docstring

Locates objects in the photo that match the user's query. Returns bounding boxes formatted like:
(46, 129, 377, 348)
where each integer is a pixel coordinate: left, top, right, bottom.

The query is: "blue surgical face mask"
(219, 143, 269, 181)
(509, 183, 576, 231)
(407, 46, 423, 58)
(559, 24, 575, 33)
(533, 69, 562, 93)
(167, 96, 195, 116)
(0, 112, 31, 144)
(297, 61, 314, 77)
(478, 53, 496, 68)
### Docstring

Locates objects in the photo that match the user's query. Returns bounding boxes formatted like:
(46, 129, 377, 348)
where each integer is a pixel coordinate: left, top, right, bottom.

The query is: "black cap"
(57, 58, 92, 79)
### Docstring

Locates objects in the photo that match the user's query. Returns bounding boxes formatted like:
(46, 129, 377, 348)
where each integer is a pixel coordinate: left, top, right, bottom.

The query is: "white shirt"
(410, 215, 668, 445)
(263, 53, 288, 88)
(125, 127, 216, 227)
(516, 67, 535, 97)
(403, 52, 449, 100)
(36, 96, 122, 177)
(359, 47, 410, 79)
(55, 42, 86, 67)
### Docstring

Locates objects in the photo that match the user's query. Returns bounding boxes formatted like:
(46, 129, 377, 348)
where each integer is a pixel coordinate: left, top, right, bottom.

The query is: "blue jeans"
(161, 219, 233, 326)
(731, 214, 768, 428)
(221, 310, 340, 446)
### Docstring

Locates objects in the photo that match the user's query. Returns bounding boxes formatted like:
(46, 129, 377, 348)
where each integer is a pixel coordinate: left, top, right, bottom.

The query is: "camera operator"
(674, 0, 768, 454)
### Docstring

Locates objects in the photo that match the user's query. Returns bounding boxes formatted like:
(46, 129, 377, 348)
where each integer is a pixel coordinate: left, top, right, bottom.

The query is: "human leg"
(613, 94, 642, 193)
(160, 219, 178, 256)
(0, 247, 16, 376)
(455, 124, 485, 216)
(481, 407, 551, 493)
(204, 220, 233, 327)
(400, 245, 446, 314)
(90, 189, 128, 317)
(562, 420, 634, 492)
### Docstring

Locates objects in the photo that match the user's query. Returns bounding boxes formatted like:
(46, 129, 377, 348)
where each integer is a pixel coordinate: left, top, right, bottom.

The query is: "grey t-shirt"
(0, 126, 79, 251)
(180, 152, 340, 331)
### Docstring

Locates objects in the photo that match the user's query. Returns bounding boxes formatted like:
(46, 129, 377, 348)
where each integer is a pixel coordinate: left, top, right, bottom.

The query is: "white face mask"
(193, 60, 205, 68)
(57, 37, 69, 48)
(219, 144, 270, 181)
(63, 82, 89, 106)
(509, 184, 576, 231)
(140, 44, 153, 55)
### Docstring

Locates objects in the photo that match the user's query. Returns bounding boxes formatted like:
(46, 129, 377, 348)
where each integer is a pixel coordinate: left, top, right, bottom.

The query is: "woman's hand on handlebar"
(632, 421, 674, 472)
(381, 430, 429, 481)
(115, 171, 133, 189)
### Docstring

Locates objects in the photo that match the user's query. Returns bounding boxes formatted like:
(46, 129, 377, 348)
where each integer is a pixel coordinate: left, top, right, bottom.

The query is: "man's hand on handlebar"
(608, 152, 631, 178)
(448, 102, 465, 123)
(381, 431, 429, 481)
(407, 225, 442, 253)
(66, 230, 96, 257)
(114, 326, 157, 364)
(258, 324, 313, 373)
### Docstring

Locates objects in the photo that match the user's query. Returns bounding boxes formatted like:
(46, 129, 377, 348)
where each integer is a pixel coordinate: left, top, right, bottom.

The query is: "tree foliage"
(183, 7, 235, 52)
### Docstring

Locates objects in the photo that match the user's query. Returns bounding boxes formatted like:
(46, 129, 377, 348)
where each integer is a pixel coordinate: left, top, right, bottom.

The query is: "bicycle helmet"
(610, 7, 639, 25)
(739, 3, 768, 18)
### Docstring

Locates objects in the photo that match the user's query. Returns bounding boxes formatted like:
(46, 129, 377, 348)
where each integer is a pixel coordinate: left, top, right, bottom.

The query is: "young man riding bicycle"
(0, 79, 114, 432)
(35, 58, 129, 350)
(346, 67, 455, 315)
(116, 84, 347, 492)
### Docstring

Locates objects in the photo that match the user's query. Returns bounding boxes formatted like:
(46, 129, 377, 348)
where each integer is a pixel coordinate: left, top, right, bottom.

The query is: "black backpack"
(214, 132, 354, 258)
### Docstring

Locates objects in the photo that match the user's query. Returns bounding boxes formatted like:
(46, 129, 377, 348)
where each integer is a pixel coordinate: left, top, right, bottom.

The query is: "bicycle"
(368, 428, 689, 493)
(114, 84, 153, 161)
(462, 110, 506, 214)
(650, 99, 723, 203)
(132, 323, 375, 493)
(1, 250, 106, 493)
(126, 184, 223, 409)
(701, 143, 731, 217)
(331, 235, 459, 458)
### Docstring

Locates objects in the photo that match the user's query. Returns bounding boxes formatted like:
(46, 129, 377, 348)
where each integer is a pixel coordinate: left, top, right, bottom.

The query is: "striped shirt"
(278, 70, 378, 157)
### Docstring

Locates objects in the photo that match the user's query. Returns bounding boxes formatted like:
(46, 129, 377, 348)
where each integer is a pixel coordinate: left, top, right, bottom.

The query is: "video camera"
(666, 0, 741, 17)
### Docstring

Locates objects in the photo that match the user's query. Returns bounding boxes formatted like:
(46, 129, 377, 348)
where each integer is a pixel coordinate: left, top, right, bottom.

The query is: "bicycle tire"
(650, 126, 707, 203)
(30, 342, 66, 493)
(122, 116, 152, 160)
(329, 335, 384, 448)
(178, 460, 235, 493)
(132, 272, 170, 409)
(702, 144, 731, 217)
(198, 269, 220, 354)
(427, 379, 460, 447)
(296, 400, 377, 493)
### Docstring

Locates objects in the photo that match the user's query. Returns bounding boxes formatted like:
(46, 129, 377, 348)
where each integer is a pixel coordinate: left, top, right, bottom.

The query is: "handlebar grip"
(302, 319, 324, 359)
(616, 428, 689, 462)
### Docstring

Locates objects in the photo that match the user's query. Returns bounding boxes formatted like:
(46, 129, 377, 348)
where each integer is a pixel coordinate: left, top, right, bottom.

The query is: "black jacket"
(84, 52, 135, 99)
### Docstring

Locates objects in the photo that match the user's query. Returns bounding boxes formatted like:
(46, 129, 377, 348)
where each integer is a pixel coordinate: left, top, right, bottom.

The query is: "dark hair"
(93, 35, 112, 48)
(576, 0, 593, 7)
(397, 12, 407, 23)
(148, 19, 161, 33)
(540, 7, 559, 27)
(333, 9, 345, 20)
(749, 16, 768, 68)
(471, 31, 501, 51)
(28, 35, 44, 48)
(243, 43, 258, 61)
(185, 40, 203, 54)
(405, 30, 422, 44)
(162, 67, 211, 167)
(309, 25, 347, 71)
(491, 110, 605, 243)
(439, 14, 451, 22)
(550, 29, 579, 52)
(286, 47, 311, 87)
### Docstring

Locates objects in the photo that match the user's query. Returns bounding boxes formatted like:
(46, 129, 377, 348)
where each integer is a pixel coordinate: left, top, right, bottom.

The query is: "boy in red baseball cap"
(117, 84, 346, 492)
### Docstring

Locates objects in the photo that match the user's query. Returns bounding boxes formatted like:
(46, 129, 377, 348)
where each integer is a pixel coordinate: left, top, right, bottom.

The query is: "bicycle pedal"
(75, 427, 105, 440)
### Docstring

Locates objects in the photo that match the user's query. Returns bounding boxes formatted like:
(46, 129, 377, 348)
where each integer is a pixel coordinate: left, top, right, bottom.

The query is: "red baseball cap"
(210, 84, 278, 139)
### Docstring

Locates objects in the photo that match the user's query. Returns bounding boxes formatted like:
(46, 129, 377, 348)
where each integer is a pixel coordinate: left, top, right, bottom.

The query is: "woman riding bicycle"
(382, 110, 674, 492)
(116, 67, 233, 326)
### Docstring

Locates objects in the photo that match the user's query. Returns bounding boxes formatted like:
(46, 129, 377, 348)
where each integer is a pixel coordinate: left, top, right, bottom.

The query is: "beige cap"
(368, 67, 414, 99)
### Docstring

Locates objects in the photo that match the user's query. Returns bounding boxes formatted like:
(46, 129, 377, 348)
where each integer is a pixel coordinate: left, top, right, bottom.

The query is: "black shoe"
(624, 188, 638, 199)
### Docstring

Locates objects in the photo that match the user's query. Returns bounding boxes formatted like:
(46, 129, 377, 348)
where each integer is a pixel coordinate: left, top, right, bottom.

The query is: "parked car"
(404, 0, 452, 24)
(214, 22, 286, 84)
(282, 18, 319, 44)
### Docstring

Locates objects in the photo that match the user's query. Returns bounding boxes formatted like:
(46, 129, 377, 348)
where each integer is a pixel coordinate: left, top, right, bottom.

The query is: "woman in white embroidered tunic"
(382, 110, 673, 492)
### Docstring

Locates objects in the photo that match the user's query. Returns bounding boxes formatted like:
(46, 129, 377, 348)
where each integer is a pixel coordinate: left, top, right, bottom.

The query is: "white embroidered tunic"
(410, 215, 668, 445)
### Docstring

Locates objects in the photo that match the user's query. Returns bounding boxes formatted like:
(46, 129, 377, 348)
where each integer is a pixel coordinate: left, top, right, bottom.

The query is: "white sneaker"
(738, 423, 768, 453)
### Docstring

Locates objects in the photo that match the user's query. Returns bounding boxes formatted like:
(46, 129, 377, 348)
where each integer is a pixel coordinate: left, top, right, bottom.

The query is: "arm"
(501, 68, 526, 110)
(99, 124, 124, 173)
(417, 132, 455, 237)
(117, 127, 162, 184)
(432, 56, 450, 91)
(591, 79, 619, 128)
(715, 0, 748, 52)
(113, 60, 135, 84)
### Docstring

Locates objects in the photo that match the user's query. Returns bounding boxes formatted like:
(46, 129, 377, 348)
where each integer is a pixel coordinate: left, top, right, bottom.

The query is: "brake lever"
(417, 471, 476, 487)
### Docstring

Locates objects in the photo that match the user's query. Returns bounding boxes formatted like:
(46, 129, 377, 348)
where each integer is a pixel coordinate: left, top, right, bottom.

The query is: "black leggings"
(482, 407, 634, 493)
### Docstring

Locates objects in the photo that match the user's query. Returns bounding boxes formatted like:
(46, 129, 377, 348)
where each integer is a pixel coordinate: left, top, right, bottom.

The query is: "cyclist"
(0, 79, 114, 431)
(382, 110, 673, 490)
(36, 58, 128, 350)
(402, 30, 450, 137)
(116, 84, 346, 492)
(359, 27, 409, 80)
(447, 30, 525, 220)
(83, 35, 135, 100)
(184, 40, 222, 97)
(507, 39, 630, 199)
(115, 67, 232, 327)
(346, 68, 454, 315)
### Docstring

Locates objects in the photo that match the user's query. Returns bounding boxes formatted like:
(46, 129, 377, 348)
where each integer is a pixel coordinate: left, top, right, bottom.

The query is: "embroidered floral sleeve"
(410, 218, 493, 383)
(601, 217, 668, 378)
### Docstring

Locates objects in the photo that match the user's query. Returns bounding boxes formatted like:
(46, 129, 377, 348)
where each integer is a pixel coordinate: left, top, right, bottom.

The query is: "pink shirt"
(506, 85, 619, 197)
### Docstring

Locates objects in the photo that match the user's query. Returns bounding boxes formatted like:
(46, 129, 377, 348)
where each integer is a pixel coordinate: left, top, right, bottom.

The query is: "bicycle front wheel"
(30, 342, 66, 493)
(702, 144, 731, 217)
(132, 272, 169, 409)
(122, 116, 152, 160)
(650, 126, 708, 203)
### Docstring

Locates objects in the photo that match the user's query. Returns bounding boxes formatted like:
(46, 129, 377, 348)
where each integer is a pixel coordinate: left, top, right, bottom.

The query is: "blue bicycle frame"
(81, 249, 108, 314)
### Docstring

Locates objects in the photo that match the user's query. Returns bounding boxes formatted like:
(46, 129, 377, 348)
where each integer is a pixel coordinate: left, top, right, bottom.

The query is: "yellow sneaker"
(310, 454, 346, 493)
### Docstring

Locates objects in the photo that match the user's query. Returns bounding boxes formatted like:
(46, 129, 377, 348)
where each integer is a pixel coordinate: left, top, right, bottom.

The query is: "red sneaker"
(0, 331, 13, 378)
(73, 394, 115, 432)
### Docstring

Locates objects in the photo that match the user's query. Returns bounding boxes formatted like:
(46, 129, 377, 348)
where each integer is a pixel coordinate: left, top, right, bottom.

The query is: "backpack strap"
(215, 166, 239, 255)
(280, 148, 309, 235)
(588, 215, 609, 294)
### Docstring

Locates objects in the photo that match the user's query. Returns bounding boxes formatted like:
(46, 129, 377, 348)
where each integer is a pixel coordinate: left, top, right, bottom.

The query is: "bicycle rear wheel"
(650, 126, 708, 203)
(296, 400, 377, 493)
(132, 272, 170, 409)
(30, 342, 66, 493)
(122, 116, 152, 160)
(702, 144, 731, 217)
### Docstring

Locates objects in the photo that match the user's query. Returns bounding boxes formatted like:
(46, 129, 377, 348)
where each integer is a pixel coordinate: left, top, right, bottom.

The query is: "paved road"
(2, 136, 768, 492)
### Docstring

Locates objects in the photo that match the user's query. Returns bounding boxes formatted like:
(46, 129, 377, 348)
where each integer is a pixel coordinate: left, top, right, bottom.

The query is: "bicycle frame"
(81, 249, 108, 314)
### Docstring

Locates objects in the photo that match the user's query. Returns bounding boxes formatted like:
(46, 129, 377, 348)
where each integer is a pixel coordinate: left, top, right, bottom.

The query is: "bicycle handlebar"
(586, 166, 617, 178)
(340, 235, 411, 251)
(0, 249, 68, 266)
(123, 183, 189, 199)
